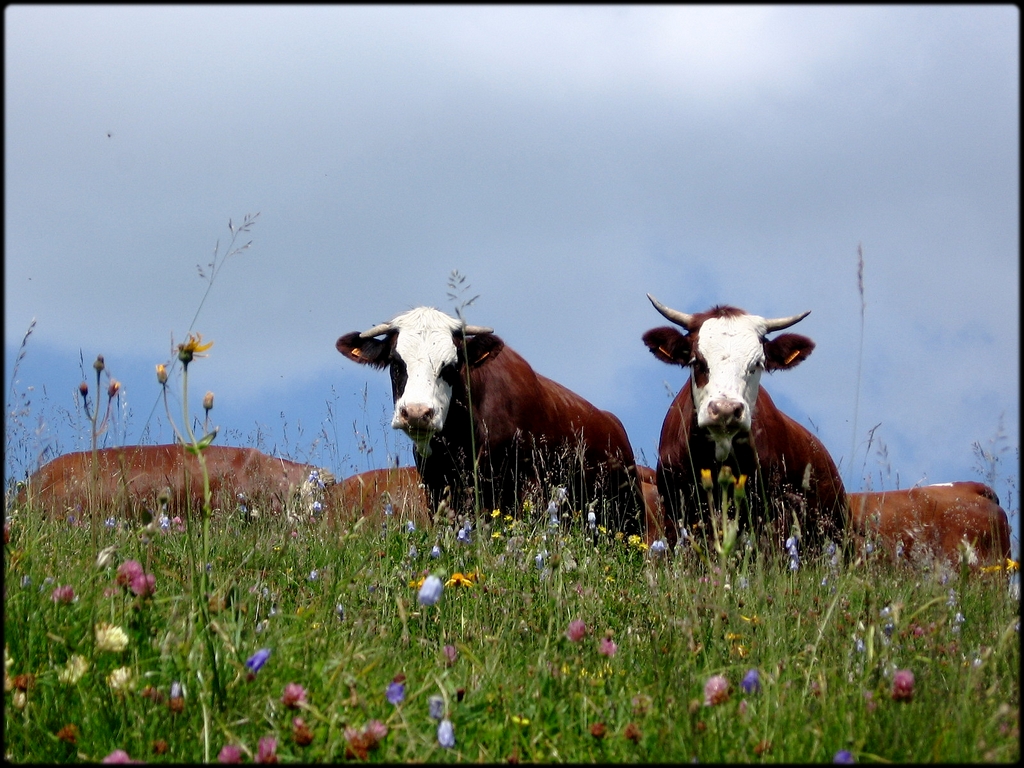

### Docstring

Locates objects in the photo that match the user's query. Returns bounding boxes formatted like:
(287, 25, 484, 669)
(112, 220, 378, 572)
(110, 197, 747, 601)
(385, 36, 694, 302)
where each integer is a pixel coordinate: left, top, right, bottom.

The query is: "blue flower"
(386, 681, 405, 705)
(335, 604, 345, 620)
(308, 570, 319, 581)
(430, 544, 441, 558)
(437, 718, 455, 748)
(428, 694, 444, 720)
(833, 749, 855, 764)
(457, 527, 471, 545)
(384, 503, 394, 518)
(245, 648, 271, 674)
(418, 575, 443, 606)
(409, 545, 419, 558)
(649, 539, 668, 556)
(740, 668, 761, 694)
(587, 511, 597, 530)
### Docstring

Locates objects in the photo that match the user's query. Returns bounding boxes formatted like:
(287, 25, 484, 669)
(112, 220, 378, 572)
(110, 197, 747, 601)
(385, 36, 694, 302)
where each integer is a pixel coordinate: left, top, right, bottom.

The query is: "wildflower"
(384, 502, 394, 517)
(443, 644, 458, 665)
(105, 516, 117, 529)
(51, 585, 75, 603)
(649, 539, 668, 556)
(168, 680, 185, 713)
(177, 332, 214, 366)
(56, 724, 79, 745)
(58, 655, 89, 685)
(833, 749, 856, 763)
(282, 682, 307, 708)
(587, 511, 597, 530)
(428, 694, 445, 720)
(79, 381, 89, 400)
(203, 390, 215, 412)
(365, 719, 388, 742)
(704, 674, 730, 706)
(457, 527, 471, 544)
(892, 669, 914, 702)
(437, 718, 455, 748)
(245, 648, 271, 675)
(293, 716, 315, 747)
(116, 560, 144, 587)
(386, 680, 405, 705)
(108, 380, 121, 399)
(740, 668, 761, 694)
(566, 619, 587, 642)
(511, 715, 530, 726)
(624, 722, 642, 743)
(406, 520, 416, 533)
(95, 623, 129, 653)
(255, 735, 277, 763)
(700, 468, 713, 490)
(107, 666, 133, 694)
(12, 689, 27, 709)
(156, 364, 168, 385)
(159, 515, 170, 531)
(590, 722, 607, 739)
(446, 571, 476, 587)
(535, 551, 547, 570)
(130, 572, 156, 597)
(598, 637, 618, 657)
(418, 575, 443, 606)
(217, 745, 243, 764)
(430, 544, 441, 558)
(336, 604, 345, 621)
(101, 750, 138, 764)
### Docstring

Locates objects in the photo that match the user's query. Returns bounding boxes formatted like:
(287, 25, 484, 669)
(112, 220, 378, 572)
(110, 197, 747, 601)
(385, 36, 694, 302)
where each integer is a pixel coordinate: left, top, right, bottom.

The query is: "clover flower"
(101, 750, 139, 764)
(281, 682, 307, 708)
(437, 718, 455, 748)
(598, 637, 618, 657)
(741, 668, 761, 694)
(418, 575, 443, 606)
(293, 716, 315, 747)
(130, 572, 156, 597)
(566, 619, 587, 642)
(703, 674, 730, 706)
(892, 669, 914, 702)
(95, 623, 129, 653)
(107, 666, 133, 694)
(51, 585, 75, 603)
(443, 644, 458, 665)
(217, 744, 242, 763)
(255, 736, 277, 764)
(245, 648, 271, 675)
(386, 680, 405, 705)
(58, 655, 89, 685)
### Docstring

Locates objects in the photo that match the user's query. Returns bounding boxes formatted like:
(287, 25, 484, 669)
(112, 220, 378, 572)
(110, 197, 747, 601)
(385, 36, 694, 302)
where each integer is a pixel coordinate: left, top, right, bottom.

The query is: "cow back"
(325, 467, 431, 529)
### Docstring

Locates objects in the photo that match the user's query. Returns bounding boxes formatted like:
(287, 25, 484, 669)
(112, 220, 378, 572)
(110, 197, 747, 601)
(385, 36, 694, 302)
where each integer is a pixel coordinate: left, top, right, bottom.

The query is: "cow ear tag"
(783, 349, 802, 365)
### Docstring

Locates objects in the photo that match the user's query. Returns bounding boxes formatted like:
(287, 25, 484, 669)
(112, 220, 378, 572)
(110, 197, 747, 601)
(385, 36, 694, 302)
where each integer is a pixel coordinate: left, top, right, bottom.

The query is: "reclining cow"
(641, 295, 847, 554)
(337, 306, 646, 534)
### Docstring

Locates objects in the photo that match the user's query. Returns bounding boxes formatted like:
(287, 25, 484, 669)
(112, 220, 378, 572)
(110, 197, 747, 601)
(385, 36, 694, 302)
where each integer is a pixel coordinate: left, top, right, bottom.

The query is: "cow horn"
(647, 294, 696, 330)
(462, 325, 493, 335)
(358, 322, 394, 339)
(763, 310, 811, 332)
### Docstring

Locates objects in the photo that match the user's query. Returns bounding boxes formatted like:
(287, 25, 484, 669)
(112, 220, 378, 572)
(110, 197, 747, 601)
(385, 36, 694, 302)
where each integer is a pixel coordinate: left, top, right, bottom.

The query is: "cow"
(849, 482, 1012, 568)
(641, 295, 847, 554)
(324, 467, 432, 530)
(14, 445, 333, 521)
(636, 464, 668, 544)
(336, 306, 646, 534)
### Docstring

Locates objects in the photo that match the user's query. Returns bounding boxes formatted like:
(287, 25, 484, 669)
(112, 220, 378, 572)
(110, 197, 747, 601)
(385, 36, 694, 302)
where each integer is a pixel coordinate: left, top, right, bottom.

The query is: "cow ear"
(463, 333, 504, 368)
(764, 333, 815, 371)
(642, 327, 691, 366)
(336, 332, 393, 369)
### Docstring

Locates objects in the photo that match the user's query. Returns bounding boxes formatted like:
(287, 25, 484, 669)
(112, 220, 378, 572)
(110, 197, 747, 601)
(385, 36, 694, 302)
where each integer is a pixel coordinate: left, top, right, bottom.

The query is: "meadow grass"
(4, 491, 1019, 763)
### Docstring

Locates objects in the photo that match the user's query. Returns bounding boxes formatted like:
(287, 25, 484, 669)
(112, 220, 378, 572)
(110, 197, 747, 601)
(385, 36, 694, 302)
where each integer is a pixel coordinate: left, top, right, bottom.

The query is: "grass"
(4, 491, 1020, 763)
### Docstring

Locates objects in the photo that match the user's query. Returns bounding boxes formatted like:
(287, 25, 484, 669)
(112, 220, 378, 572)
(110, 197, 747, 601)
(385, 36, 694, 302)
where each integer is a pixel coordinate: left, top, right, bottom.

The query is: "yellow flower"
(446, 572, 480, 588)
(627, 534, 648, 551)
(491, 531, 502, 539)
(409, 577, 426, 589)
(177, 332, 214, 365)
(95, 623, 129, 653)
(58, 655, 89, 685)
(511, 715, 530, 726)
(1008, 559, 1020, 572)
(490, 509, 502, 519)
(156, 363, 168, 385)
(107, 666, 133, 694)
(701, 468, 713, 490)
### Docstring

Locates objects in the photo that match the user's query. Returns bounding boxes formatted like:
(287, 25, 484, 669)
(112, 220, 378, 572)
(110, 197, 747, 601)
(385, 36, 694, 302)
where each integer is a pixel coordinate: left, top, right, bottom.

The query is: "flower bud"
(156, 364, 168, 384)
(79, 381, 89, 399)
(107, 380, 121, 399)
(93, 355, 105, 373)
(700, 468, 713, 490)
(203, 391, 215, 412)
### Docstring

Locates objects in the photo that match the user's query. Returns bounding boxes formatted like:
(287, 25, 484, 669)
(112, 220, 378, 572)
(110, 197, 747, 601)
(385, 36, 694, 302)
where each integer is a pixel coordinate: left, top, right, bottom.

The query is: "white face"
(388, 307, 464, 453)
(691, 314, 768, 459)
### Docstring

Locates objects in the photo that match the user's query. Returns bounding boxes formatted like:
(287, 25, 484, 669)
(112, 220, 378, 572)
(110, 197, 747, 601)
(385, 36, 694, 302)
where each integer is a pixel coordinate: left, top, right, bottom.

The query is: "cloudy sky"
(4, 6, 1018, 541)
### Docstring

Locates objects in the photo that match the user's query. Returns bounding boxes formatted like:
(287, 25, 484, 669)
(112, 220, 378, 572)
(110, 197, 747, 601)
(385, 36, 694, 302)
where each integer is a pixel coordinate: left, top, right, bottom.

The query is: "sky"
(4, 6, 1019, 545)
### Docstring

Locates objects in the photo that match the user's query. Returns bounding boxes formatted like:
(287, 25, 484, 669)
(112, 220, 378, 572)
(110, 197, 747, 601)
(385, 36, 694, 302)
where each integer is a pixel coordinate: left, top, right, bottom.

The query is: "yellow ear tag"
(658, 346, 671, 358)
(783, 349, 801, 365)
(351, 348, 361, 358)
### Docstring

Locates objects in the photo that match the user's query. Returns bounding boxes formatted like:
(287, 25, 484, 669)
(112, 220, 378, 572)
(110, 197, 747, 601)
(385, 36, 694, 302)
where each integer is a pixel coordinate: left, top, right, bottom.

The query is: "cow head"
(642, 294, 814, 460)
(336, 307, 497, 456)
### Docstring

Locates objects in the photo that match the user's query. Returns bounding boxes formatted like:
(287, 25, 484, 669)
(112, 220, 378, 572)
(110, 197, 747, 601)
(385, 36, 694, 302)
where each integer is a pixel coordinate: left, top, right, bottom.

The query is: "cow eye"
(439, 361, 460, 387)
(690, 358, 708, 375)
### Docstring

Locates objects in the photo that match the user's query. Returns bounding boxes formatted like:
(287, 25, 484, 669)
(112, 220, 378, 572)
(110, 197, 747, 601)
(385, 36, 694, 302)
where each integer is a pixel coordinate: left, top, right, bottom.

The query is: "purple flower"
(245, 648, 272, 675)
(892, 669, 914, 702)
(418, 575, 443, 606)
(101, 750, 138, 764)
(428, 694, 445, 720)
(437, 718, 455, 748)
(115, 560, 144, 587)
(833, 749, 856, 764)
(256, 736, 277, 763)
(566, 619, 587, 642)
(218, 744, 243, 764)
(704, 674, 730, 706)
(598, 637, 618, 657)
(51, 585, 75, 604)
(386, 680, 405, 705)
(740, 668, 761, 694)
(129, 572, 156, 597)
(281, 682, 307, 708)
(443, 644, 458, 666)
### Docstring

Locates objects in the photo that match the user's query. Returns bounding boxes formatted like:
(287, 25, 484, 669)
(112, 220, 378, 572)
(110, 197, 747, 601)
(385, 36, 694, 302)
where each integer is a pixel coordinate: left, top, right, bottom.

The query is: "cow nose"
(400, 404, 435, 430)
(708, 399, 744, 424)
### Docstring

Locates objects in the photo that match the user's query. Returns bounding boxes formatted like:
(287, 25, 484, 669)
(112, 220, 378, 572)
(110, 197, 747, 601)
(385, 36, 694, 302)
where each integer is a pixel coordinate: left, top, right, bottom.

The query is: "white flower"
(58, 655, 90, 685)
(107, 666, 133, 693)
(95, 623, 129, 653)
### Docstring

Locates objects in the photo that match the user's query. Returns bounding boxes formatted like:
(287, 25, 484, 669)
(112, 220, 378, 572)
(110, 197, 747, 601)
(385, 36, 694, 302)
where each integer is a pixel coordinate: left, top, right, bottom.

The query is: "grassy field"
(3, 483, 1019, 764)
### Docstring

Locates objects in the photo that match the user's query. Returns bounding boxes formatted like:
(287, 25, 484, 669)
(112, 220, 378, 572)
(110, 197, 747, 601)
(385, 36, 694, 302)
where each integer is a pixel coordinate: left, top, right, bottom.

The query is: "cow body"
(642, 297, 847, 553)
(325, 467, 432, 529)
(15, 445, 331, 520)
(337, 307, 645, 534)
(849, 482, 1012, 567)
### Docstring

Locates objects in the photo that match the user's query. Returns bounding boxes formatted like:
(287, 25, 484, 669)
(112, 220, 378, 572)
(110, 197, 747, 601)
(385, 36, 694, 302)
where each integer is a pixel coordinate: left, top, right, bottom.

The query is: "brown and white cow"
(15, 445, 332, 520)
(337, 307, 646, 534)
(642, 295, 847, 553)
(849, 482, 1012, 568)
(324, 467, 432, 530)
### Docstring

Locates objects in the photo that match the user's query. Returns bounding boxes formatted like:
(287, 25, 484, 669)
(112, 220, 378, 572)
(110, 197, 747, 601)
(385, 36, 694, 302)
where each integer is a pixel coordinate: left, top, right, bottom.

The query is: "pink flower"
(598, 637, 618, 657)
(101, 750, 138, 764)
(256, 736, 277, 763)
(281, 682, 308, 708)
(443, 644, 458, 665)
(116, 560, 144, 587)
(566, 619, 587, 642)
(217, 744, 243, 763)
(129, 572, 156, 597)
(51, 585, 75, 604)
(704, 674, 730, 706)
(892, 669, 914, 702)
(365, 719, 388, 742)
